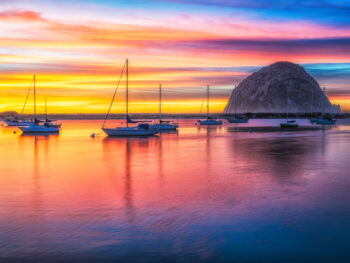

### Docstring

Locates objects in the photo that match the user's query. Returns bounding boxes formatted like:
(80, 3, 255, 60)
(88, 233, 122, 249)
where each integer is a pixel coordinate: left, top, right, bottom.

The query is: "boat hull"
(198, 120, 222, 125)
(149, 123, 178, 131)
(309, 118, 320, 124)
(316, 119, 337, 125)
(280, 123, 299, 129)
(3, 121, 34, 126)
(227, 118, 248, 123)
(19, 125, 59, 133)
(102, 127, 158, 136)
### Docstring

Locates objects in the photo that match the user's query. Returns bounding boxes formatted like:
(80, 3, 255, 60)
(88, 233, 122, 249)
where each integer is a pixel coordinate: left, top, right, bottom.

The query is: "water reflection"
(230, 133, 327, 181)
(0, 120, 349, 262)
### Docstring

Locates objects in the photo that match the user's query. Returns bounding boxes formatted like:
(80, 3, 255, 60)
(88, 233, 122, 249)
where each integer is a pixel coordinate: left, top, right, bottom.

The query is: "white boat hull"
(198, 120, 222, 125)
(19, 125, 59, 133)
(103, 127, 158, 136)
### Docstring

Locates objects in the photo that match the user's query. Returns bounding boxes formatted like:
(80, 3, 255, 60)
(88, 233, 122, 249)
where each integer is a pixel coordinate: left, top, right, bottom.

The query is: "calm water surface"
(1, 119, 350, 262)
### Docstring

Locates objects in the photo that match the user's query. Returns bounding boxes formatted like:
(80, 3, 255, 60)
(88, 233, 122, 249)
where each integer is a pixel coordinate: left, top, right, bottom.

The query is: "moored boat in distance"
(3, 118, 34, 126)
(315, 118, 337, 125)
(20, 121, 59, 133)
(226, 85, 249, 123)
(19, 76, 61, 134)
(280, 120, 299, 129)
(101, 59, 159, 137)
(280, 94, 298, 129)
(103, 124, 158, 136)
(197, 85, 222, 126)
(3, 76, 36, 127)
(149, 84, 178, 131)
(227, 116, 248, 123)
(315, 88, 337, 126)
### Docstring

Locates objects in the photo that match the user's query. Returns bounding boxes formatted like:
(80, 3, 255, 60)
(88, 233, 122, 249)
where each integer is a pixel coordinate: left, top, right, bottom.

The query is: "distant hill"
(0, 111, 18, 118)
(224, 61, 341, 114)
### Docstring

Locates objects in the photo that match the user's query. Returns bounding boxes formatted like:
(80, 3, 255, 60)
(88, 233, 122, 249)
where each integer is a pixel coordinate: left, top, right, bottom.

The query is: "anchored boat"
(19, 75, 61, 134)
(315, 88, 337, 125)
(227, 85, 248, 123)
(3, 76, 35, 127)
(280, 94, 298, 129)
(102, 59, 159, 136)
(149, 84, 178, 131)
(197, 85, 222, 125)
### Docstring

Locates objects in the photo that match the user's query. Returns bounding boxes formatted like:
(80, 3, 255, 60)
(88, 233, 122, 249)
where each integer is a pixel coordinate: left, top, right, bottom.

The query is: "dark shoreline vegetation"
(0, 111, 349, 120)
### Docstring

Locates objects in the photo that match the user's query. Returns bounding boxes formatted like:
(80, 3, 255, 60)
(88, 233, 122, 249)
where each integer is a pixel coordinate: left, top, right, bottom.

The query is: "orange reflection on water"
(0, 120, 349, 261)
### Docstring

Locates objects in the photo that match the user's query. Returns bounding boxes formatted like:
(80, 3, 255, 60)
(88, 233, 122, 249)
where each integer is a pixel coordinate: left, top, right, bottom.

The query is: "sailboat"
(280, 94, 298, 129)
(102, 59, 159, 136)
(308, 86, 319, 124)
(149, 84, 178, 131)
(19, 75, 60, 133)
(227, 85, 248, 123)
(197, 85, 222, 125)
(43, 97, 62, 128)
(3, 76, 35, 126)
(315, 87, 337, 125)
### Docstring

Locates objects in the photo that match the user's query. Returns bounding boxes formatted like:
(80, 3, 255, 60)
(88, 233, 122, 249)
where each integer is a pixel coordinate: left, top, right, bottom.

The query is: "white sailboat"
(315, 87, 337, 125)
(102, 59, 159, 136)
(227, 85, 248, 123)
(3, 76, 35, 126)
(197, 85, 222, 125)
(149, 84, 178, 131)
(280, 94, 298, 129)
(19, 75, 60, 133)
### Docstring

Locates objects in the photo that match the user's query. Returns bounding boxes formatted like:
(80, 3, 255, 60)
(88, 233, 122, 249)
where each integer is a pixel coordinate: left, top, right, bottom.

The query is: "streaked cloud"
(0, 0, 350, 113)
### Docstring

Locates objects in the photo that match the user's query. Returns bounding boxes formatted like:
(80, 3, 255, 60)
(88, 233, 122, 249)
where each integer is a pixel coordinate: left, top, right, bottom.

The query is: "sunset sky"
(1, 0, 350, 113)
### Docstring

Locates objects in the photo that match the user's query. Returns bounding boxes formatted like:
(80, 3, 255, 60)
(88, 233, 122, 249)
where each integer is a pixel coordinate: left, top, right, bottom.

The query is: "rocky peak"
(224, 61, 340, 113)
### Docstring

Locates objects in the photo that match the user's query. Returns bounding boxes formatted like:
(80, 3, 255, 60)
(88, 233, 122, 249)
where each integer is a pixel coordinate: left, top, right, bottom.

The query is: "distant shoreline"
(1, 112, 349, 120)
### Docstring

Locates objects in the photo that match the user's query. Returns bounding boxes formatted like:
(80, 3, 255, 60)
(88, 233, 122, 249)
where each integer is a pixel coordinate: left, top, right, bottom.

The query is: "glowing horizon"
(1, 0, 350, 113)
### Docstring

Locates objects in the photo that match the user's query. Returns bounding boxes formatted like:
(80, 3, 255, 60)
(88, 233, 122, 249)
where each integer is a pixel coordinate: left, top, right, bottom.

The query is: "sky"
(1, 0, 350, 114)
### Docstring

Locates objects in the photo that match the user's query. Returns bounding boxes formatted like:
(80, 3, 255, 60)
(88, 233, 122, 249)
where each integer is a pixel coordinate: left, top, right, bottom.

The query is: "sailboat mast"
(45, 97, 47, 120)
(34, 74, 36, 119)
(159, 83, 162, 122)
(286, 93, 289, 122)
(322, 87, 326, 118)
(234, 85, 237, 119)
(126, 59, 129, 128)
(311, 87, 314, 117)
(207, 84, 209, 119)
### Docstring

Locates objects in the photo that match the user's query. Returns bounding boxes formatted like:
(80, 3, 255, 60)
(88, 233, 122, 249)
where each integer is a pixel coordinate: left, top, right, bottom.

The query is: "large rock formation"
(224, 61, 341, 113)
